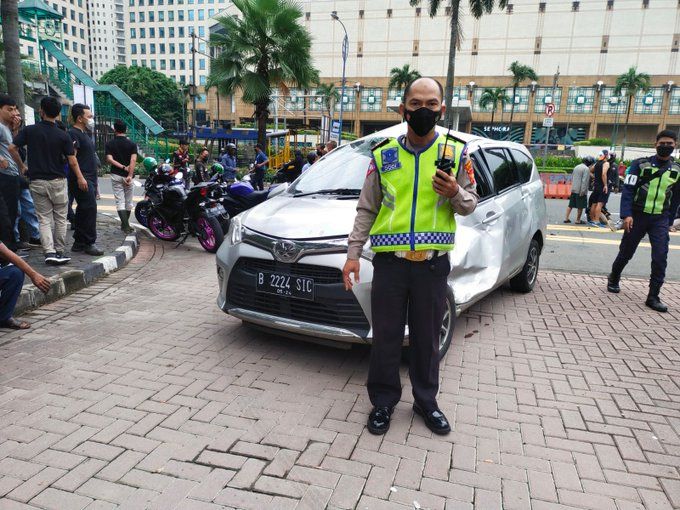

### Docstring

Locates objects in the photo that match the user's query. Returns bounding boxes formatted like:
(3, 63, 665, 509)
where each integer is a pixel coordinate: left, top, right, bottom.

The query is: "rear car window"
(470, 152, 493, 200)
(482, 147, 519, 193)
(510, 149, 533, 184)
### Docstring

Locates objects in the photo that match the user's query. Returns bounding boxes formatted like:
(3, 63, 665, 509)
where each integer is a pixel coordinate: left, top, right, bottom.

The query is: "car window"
(469, 151, 493, 200)
(287, 138, 384, 195)
(510, 149, 533, 184)
(482, 147, 519, 193)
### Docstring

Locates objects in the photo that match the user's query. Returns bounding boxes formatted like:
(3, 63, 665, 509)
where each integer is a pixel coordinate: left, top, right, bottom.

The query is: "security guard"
(607, 130, 680, 312)
(343, 77, 478, 435)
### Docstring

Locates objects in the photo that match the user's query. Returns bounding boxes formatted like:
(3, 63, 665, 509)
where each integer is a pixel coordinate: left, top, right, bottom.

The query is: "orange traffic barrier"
(544, 182, 572, 199)
(556, 183, 571, 198)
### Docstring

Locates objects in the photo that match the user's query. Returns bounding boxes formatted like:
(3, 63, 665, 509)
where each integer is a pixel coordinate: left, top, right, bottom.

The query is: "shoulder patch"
(371, 138, 392, 151)
(366, 159, 377, 177)
(464, 158, 476, 185)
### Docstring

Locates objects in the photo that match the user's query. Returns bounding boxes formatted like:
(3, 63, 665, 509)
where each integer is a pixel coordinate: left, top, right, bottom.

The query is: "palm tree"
(508, 61, 537, 124)
(614, 66, 651, 160)
(388, 64, 421, 91)
(209, 0, 318, 148)
(315, 82, 340, 119)
(409, 0, 507, 126)
(478, 87, 508, 124)
(1, 0, 25, 113)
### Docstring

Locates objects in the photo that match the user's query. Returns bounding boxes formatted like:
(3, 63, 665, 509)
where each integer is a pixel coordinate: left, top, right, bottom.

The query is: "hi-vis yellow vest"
(369, 134, 464, 253)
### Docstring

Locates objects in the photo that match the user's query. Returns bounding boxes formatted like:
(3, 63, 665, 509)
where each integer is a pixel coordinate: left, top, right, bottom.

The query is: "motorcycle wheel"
(134, 200, 150, 227)
(148, 211, 180, 241)
(196, 214, 224, 253)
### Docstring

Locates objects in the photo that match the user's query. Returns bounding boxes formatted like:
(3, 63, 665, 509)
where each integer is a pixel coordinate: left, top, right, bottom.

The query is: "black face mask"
(404, 107, 441, 137)
(657, 145, 674, 158)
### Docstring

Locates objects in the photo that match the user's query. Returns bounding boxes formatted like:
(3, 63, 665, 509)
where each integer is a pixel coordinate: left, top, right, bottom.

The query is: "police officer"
(607, 130, 680, 312)
(342, 77, 478, 435)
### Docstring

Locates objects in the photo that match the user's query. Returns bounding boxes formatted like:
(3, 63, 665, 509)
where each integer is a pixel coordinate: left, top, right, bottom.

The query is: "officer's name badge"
(438, 143, 456, 162)
(381, 148, 402, 172)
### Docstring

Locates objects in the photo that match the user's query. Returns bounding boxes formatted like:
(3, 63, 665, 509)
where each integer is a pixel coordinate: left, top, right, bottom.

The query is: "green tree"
(209, 0, 318, 147)
(508, 61, 537, 124)
(613, 66, 651, 160)
(409, 0, 507, 126)
(1, 0, 25, 112)
(388, 64, 421, 91)
(478, 87, 508, 124)
(315, 82, 340, 119)
(99, 66, 184, 128)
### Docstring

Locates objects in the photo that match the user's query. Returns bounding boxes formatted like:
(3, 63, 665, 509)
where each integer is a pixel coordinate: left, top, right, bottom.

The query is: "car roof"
(362, 122, 530, 155)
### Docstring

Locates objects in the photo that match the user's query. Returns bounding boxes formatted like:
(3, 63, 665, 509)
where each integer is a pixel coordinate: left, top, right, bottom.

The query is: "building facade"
(207, 0, 680, 144)
(87, 0, 126, 79)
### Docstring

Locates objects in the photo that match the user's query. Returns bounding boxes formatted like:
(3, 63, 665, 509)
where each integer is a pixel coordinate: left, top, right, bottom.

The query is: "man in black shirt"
(105, 120, 138, 234)
(68, 104, 103, 256)
(11, 96, 88, 265)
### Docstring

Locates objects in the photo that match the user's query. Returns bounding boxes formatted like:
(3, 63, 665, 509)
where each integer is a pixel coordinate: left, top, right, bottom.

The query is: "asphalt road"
(94, 177, 680, 282)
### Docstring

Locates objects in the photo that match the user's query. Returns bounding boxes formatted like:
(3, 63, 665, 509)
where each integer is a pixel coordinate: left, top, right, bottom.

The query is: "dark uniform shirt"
(68, 127, 98, 182)
(621, 155, 680, 219)
(13, 121, 75, 180)
(105, 136, 138, 177)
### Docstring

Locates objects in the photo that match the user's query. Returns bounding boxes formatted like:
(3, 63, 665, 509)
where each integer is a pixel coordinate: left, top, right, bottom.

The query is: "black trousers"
(0, 173, 20, 250)
(612, 212, 669, 286)
(367, 253, 450, 411)
(69, 179, 97, 246)
(251, 170, 265, 191)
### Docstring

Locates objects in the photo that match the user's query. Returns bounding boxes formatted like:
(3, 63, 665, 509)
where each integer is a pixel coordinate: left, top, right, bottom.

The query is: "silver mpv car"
(216, 124, 547, 358)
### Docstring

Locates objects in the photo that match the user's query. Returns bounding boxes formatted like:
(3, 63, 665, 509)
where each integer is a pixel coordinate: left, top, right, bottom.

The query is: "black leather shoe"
(646, 295, 668, 313)
(607, 273, 620, 293)
(71, 243, 85, 253)
(367, 406, 393, 435)
(413, 403, 451, 435)
(83, 244, 104, 256)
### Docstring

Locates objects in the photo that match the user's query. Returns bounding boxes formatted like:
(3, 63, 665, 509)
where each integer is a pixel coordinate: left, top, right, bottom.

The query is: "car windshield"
(288, 137, 385, 196)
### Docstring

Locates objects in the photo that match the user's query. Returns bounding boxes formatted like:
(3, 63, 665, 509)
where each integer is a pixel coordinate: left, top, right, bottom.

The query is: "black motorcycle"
(143, 170, 229, 253)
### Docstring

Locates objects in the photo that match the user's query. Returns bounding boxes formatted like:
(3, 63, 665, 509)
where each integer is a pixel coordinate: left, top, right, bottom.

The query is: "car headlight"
(229, 216, 245, 245)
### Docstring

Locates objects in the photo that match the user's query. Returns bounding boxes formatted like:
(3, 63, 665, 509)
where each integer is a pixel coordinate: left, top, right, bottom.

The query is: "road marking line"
(549, 234, 680, 250)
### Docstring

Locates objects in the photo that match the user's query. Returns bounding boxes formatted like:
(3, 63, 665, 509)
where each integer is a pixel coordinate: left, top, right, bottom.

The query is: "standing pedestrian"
(607, 130, 680, 312)
(325, 140, 338, 153)
(343, 77, 479, 435)
(564, 156, 593, 224)
(589, 152, 615, 229)
(220, 143, 238, 183)
(104, 120, 138, 234)
(301, 152, 317, 173)
(193, 147, 211, 184)
(315, 143, 326, 158)
(252, 143, 268, 191)
(0, 95, 25, 251)
(11, 96, 88, 265)
(10, 110, 41, 250)
(68, 104, 103, 256)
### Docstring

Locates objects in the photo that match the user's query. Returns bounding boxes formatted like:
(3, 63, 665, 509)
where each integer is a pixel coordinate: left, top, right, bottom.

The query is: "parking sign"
(545, 103, 555, 117)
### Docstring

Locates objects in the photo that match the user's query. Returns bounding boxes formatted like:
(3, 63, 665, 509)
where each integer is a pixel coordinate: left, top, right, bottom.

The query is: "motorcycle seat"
(237, 190, 270, 207)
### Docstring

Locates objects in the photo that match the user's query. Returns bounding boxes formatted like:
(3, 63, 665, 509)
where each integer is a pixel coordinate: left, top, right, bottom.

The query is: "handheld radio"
(435, 124, 454, 175)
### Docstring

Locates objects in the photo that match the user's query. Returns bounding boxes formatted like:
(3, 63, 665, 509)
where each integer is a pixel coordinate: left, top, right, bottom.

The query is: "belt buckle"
(404, 250, 428, 262)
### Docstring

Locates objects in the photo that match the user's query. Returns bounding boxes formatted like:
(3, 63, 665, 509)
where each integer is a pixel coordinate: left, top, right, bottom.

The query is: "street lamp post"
(331, 13, 348, 146)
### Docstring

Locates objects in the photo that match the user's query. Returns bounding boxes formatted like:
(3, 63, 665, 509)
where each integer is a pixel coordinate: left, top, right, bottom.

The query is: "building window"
(673, 34, 680, 52)
(360, 88, 383, 112)
(357, 42, 363, 58)
(534, 36, 542, 54)
(334, 92, 356, 112)
(305, 12, 310, 20)
(500, 87, 530, 113)
(567, 87, 595, 114)
(416, 7, 421, 16)
(572, 1, 579, 11)
(601, 35, 609, 53)
(669, 88, 680, 114)
(642, 0, 649, 7)
(539, 2, 546, 12)
(534, 87, 563, 113)
(471, 37, 479, 56)
(413, 40, 419, 56)
(387, 8, 392, 17)
(284, 88, 305, 112)
(507, 3, 513, 13)
(359, 9, 364, 18)
(634, 87, 663, 114)
(599, 87, 628, 114)
(607, 0, 614, 9)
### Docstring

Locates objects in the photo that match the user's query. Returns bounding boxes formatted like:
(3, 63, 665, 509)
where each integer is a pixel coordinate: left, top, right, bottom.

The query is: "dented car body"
(216, 124, 547, 349)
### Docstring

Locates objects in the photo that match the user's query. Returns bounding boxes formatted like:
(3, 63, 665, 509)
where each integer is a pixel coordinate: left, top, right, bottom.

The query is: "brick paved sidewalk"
(0, 239, 678, 509)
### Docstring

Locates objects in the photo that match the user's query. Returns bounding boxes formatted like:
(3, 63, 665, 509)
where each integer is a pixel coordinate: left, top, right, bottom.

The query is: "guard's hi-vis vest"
(369, 134, 465, 253)
(631, 158, 680, 215)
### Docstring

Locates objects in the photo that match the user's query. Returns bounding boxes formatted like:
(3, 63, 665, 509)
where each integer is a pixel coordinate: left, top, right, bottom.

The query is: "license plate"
(207, 204, 225, 216)
(256, 271, 315, 301)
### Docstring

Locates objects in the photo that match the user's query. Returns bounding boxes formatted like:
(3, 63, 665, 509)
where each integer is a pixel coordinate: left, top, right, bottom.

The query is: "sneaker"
(607, 220, 617, 232)
(45, 252, 60, 265)
(54, 252, 71, 265)
(28, 238, 41, 247)
(83, 245, 104, 256)
(598, 222, 608, 228)
(587, 221, 599, 227)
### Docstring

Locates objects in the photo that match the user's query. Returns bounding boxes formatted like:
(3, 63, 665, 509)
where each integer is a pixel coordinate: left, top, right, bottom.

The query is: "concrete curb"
(15, 233, 140, 316)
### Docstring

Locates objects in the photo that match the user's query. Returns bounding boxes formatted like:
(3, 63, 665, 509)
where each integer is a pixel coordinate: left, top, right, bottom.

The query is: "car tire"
(402, 289, 456, 362)
(510, 238, 540, 293)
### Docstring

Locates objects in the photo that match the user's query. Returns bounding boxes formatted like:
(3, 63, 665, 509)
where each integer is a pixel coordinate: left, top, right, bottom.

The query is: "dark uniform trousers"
(612, 212, 669, 286)
(68, 178, 98, 246)
(367, 252, 450, 412)
(0, 173, 20, 250)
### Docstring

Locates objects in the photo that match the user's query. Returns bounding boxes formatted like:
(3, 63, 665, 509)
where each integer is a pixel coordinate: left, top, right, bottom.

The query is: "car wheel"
(402, 290, 456, 362)
(510, 238, 540, 293)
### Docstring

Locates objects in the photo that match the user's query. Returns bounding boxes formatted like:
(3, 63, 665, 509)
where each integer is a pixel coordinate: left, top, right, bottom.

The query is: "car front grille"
(227, 257, 370, 335)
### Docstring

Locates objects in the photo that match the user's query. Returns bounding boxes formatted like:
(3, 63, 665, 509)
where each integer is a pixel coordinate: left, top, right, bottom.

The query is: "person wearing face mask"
(67, 103, 103, 256)
(343, 77, 478, 436)
(607, 130, 680, 312)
